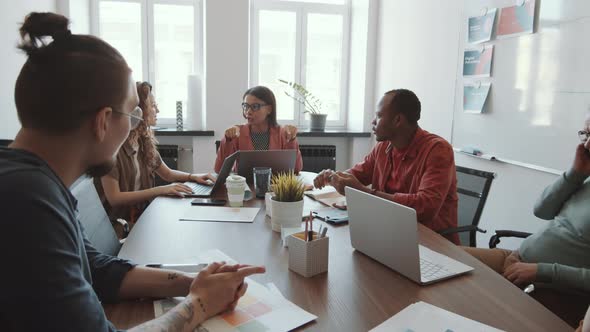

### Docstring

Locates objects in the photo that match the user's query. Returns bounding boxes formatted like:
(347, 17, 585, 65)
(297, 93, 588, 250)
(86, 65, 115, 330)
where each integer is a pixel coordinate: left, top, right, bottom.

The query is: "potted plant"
(278, 79, 327, 131)
(270, 171, 305, 232)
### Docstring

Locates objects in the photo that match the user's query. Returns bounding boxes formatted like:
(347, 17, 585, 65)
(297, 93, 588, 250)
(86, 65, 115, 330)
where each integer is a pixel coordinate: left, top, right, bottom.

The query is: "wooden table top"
(104, 178, 571, 332)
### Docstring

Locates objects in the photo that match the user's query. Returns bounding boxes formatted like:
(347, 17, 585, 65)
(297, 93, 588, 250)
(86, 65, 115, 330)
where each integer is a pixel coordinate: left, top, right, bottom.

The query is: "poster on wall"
(497, 0, 536, 38)
(463, 45, 494, 77)
(468, 8, 497, 44)
(464, 83, 491, 113)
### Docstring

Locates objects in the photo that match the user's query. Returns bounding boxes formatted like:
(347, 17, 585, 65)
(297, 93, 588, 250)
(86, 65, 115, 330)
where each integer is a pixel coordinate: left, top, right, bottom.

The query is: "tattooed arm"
(118, 266, 193, 300)
(127, 262, 265, 331)
(129, 296, 203, 332)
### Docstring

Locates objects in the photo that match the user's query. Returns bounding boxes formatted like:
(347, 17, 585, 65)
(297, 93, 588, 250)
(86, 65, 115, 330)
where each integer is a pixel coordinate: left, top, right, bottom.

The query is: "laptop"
(345, 187, 473, 285)
(183, 151, 239, 197)
(237, 150, 297, 182)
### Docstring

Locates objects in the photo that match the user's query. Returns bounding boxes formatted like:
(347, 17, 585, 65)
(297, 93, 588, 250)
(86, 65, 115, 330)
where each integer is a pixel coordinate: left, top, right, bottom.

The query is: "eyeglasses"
(241, 102, 269, 112)
(578, 130, 590, 143)
(114, 106, 143, 129)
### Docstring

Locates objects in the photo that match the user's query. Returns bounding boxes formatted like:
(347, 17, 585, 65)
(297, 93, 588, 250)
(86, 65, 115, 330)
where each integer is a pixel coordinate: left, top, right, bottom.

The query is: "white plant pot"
(270, 199, 304, 232)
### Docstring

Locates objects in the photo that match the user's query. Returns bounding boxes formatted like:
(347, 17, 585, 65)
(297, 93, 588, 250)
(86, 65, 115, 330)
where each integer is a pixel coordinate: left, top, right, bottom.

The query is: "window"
(250, 0, 350, 128)
(92, 0, 201, 123)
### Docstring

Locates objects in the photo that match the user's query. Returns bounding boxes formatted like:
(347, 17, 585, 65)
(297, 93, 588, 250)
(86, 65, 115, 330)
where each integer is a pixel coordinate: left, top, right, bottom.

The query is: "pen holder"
(287, 232, 329, 278)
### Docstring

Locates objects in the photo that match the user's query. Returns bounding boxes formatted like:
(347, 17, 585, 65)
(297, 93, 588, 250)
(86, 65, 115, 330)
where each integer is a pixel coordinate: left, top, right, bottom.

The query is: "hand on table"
(189, 173, 216, 186)
(503, 262, 538, 287)
(157, 183, 193, 197)
(189, 262, 265, 319)
(330, 171, 365, 195)
(313, 169, 335, 189)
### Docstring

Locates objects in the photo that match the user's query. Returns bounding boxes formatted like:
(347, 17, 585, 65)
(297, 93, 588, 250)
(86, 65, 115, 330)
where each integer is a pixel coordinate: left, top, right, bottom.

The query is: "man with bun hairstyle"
(0, 12, 264, 331)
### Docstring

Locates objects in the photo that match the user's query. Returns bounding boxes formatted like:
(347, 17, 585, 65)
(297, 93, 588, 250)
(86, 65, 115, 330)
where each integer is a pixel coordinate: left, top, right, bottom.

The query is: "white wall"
(0, 0, 57, 140)
(190, 0, 250, 173)
(62, 0, 90, 34)
(374, 0, 561, 248)
(375, 0, 460, 141)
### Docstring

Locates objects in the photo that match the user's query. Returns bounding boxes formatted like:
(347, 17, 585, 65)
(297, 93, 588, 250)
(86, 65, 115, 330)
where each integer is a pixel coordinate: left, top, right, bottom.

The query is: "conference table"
(104, 174, 572, 331)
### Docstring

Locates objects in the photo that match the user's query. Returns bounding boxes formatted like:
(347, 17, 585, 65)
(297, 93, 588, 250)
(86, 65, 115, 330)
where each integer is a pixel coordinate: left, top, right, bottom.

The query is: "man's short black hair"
(385, 89, 421, 125)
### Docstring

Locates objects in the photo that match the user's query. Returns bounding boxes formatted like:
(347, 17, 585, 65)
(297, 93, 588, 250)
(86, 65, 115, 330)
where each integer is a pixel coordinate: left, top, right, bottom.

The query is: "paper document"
(153, 250, 317, 332)
(180, 206, 260, 223)
(304, 187, 346, 207)
(370, 301, 504, 332)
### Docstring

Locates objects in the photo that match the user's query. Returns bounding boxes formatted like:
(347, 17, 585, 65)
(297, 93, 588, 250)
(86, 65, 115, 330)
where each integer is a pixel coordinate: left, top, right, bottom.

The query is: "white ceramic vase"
(270, 198, 304, 232)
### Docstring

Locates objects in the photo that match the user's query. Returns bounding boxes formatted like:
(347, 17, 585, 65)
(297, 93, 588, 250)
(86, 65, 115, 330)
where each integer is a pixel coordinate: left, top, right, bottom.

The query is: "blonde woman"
(96, 81, 213, 225)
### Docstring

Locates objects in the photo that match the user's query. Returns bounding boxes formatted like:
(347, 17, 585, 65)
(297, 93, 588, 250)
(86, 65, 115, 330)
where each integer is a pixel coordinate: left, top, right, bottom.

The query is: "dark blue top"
(0, 147, 135, 331)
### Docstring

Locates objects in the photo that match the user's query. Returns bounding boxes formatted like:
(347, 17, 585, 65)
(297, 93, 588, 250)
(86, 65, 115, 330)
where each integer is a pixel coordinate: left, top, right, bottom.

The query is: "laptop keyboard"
(184, 182, 213, 195)
(420, 258, 453, 282)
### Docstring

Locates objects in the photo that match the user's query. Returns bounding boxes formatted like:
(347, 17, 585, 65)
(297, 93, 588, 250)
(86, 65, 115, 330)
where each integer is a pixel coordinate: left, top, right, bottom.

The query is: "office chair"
(70, 176, 128, 256)
(0, 139, 13, 146)
(488, 229, 532, 248)
(438, 166, 495, 247)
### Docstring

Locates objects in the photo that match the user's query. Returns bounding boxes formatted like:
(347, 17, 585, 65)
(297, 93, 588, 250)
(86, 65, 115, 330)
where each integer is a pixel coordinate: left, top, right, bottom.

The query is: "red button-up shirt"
(349, 127, 459, 244)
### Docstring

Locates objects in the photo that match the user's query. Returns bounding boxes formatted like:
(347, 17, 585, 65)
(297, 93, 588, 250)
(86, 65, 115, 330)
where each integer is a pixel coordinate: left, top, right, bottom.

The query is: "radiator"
(300, 145, 336, 173)
(156, 144, 178, 186)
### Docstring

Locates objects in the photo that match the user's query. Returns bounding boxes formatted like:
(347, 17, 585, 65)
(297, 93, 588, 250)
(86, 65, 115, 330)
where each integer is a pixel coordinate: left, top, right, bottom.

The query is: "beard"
(85, 157, 116, 178)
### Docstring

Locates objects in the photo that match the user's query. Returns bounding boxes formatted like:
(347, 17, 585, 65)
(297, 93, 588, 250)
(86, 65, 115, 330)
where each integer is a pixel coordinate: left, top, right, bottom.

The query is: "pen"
(309, 211, 314, 241)
(145, 263, 207, 273)
(304, 216, 309, 242)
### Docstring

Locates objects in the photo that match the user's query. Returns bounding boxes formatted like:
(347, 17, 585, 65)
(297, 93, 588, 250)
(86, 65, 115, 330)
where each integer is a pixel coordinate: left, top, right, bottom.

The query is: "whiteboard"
(452, 0, 590, 172)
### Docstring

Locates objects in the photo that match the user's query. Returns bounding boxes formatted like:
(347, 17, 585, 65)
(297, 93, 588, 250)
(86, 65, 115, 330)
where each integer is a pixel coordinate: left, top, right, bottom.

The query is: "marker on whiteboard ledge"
(460, 146, 483, 156)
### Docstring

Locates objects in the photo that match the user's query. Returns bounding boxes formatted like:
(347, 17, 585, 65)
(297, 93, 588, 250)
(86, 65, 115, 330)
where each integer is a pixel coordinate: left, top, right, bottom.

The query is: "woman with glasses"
(214, 85, 303, 173)
(96, 81, 214, 228)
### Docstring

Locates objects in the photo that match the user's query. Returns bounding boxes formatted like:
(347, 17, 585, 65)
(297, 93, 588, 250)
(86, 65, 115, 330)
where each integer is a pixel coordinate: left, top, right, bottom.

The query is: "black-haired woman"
(214, 86, 303, 173)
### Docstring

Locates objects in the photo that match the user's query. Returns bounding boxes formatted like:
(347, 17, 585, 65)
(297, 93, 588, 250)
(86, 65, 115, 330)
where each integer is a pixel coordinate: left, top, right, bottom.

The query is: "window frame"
(250, 0, 351, 129)
(90, 0, 203, 125)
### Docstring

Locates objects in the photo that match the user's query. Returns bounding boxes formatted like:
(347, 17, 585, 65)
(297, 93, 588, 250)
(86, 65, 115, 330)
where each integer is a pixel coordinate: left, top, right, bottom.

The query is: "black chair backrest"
(70, 176, 121, 256)
(0, 139, 13, 147)
(456, 166, 495, 247)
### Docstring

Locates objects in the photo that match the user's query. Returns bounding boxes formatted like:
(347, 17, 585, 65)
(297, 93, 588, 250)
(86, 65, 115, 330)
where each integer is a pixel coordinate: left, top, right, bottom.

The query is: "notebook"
(304, 186, 346, 207)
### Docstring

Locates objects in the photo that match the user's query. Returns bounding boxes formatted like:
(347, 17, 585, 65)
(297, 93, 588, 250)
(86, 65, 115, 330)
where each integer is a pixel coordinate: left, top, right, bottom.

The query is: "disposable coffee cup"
(225, 175, 247, 207)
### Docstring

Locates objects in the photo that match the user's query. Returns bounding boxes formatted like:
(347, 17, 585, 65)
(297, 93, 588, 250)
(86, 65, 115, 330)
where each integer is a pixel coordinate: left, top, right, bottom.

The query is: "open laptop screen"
(237, 150, 297, 182)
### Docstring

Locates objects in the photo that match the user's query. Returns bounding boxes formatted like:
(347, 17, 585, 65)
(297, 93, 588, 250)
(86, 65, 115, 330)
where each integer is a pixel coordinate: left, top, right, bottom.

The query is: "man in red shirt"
(314, 89, 459, 244)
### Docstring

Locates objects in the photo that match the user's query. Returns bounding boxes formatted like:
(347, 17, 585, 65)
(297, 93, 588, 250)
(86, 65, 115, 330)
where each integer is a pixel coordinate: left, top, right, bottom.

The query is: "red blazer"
(214, 124, 303, 173)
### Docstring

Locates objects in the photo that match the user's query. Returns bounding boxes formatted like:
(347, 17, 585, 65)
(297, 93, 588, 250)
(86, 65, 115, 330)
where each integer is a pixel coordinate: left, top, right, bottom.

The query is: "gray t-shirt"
(0, 147, 135, 331)
(520, 169, 590, 292)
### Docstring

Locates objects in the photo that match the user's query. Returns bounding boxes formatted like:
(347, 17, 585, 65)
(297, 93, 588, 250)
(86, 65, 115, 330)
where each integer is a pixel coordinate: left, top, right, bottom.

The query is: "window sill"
(297, 129, 371, 138)
(153, 128, 215, 137)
